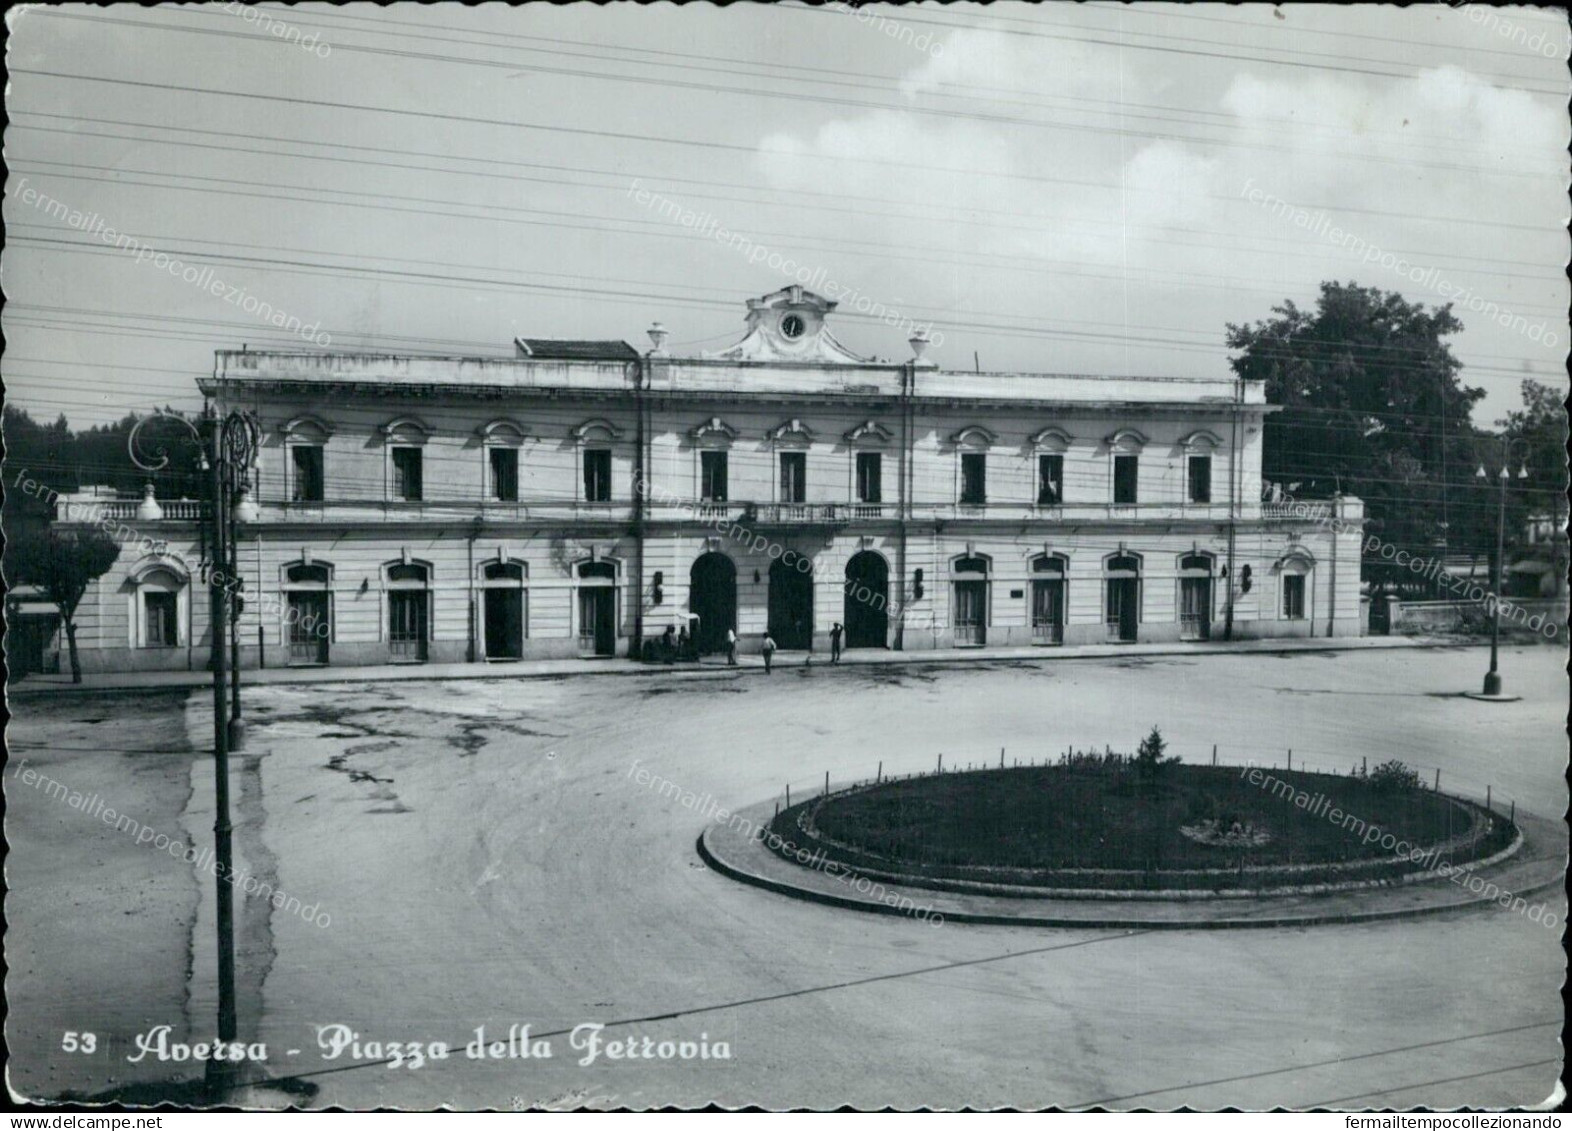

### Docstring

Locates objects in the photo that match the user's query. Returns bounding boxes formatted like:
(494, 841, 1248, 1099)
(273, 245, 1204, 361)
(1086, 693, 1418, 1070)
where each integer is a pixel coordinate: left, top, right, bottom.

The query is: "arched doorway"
(768, 557, 813, 649)
(1104, 553, 1141, 642)
(689, 552, 736, 654)
(1030, 554, 1066, 645)
(283, 561, 332, 665)
(481, 561, 527, 660)
(386, 562, 431, 662)
(576, 560, 618, 657)
(843, 551, 889, 649)
(1178, 553, 1214, 641)
(951, 555, 990, 647)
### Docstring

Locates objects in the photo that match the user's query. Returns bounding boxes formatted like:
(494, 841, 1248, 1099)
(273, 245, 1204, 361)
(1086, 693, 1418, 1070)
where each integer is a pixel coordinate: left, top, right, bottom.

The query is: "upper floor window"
(779, 452, 806, 504)
(583, 449, 612, 503)
(1180, 430, 1222, 507)
(960, 452, 987, 505)
(490, 448, 519, 502)
(701, 450, 729, 502)
(478, 419, 527, 504)
(381, 417, 430, 503)
(1188, 455, 1212, 504)
(571, 419, 622, 504)
(391, 448, 423, 502)
(281, 415, 333, 504)
(856, 452, 882, 504)
(1038, 454, 1063, 505)
(291, 445, 324, 503)
(1113, 454, 1139, 504)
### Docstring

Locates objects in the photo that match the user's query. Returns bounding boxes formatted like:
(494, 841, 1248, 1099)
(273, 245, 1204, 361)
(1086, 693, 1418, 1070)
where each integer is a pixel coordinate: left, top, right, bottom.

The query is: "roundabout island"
(700, 739, 1565, 930)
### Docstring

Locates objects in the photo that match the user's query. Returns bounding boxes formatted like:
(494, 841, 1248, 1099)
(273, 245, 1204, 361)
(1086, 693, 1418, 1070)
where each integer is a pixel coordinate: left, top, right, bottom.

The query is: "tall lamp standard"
(128, 405, 259, 1095)
(1476, 438, 1530, 697)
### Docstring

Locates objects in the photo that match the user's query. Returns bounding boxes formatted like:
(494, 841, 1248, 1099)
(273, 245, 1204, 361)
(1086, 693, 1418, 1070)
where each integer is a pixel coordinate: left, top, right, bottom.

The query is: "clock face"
(780, 314, 806, 340)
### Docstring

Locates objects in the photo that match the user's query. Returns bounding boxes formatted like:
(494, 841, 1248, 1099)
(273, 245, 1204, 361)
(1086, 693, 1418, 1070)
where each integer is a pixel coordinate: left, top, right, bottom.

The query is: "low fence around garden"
(752, 742, 1525, 896)
(762, 741, 1527, 839)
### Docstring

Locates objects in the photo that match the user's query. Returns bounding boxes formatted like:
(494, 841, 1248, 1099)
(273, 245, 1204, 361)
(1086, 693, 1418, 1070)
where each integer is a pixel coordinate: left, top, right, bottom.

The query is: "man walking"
(761, 631, 776, 674)
(830, 621, 843, 664)
(726, 626, 738, 667)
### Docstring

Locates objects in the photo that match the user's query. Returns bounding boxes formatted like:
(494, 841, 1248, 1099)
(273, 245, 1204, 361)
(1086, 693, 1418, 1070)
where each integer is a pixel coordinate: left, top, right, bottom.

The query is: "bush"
(1367, 759, 1422, 794)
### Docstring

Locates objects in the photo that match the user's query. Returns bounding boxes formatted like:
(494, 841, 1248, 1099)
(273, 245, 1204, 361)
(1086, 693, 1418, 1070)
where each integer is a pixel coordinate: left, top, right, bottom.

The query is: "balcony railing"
(1263, 500, 1331, 520)
(54, 499, 209, 522)
(756, 503, 849, 524)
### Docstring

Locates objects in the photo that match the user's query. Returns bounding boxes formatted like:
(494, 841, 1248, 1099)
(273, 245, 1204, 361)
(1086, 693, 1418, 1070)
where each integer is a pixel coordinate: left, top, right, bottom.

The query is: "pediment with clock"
(704, 286, 873, 364)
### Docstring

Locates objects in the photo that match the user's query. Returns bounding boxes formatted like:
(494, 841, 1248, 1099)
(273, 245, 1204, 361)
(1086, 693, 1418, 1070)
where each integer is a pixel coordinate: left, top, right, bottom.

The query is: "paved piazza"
(7, 644, 1565, 1109)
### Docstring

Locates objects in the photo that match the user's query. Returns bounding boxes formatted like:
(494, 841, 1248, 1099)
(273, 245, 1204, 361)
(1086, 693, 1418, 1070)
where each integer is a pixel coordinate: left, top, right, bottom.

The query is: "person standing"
(761, 631, 776, 674)
(726, 626, 738, 666)
(830, 621, 843, 664)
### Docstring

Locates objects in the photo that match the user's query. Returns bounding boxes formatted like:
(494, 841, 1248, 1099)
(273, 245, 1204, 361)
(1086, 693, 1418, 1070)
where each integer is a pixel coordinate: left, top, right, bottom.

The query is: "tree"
(1136, 726, 1172, 794)
(1488, 379, 1569, 597)
(7, 529, 122, 683)
(1227, 282, 1488, 595)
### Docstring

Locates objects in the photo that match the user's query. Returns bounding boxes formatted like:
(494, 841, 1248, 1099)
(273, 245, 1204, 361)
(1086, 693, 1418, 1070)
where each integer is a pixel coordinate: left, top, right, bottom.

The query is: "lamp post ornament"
(128, 406, 260, 1094)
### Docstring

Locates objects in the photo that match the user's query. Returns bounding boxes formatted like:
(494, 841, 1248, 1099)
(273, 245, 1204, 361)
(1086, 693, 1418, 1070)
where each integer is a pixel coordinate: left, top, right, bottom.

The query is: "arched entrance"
(1104, 553, 1141, 643)
(1178, 553, 1214, 641)
(951, 555, 991, 647)
(689, 552, 736, 654)
(283, 561, 332, 665)
(768, 557, 813, 649)
(1030, 554, 1066, 645)
(576, 560, 618, 657)
(386, 562, 431, 663)
(481, 561, 527, 660)
(843, 551, 889, 649)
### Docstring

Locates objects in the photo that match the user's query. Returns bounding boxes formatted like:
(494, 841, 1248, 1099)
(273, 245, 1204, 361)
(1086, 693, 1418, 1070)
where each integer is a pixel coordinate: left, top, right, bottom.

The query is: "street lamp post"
(1476, 440, 1529, 697)
(128, 406, 259, 1096)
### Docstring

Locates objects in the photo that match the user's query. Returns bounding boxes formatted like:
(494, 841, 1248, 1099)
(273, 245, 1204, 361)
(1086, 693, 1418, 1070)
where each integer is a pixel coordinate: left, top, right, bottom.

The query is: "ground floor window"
(145, 591, 178, 648)
(133, 566, 185, 649)
(1283, 573, 1307, 620)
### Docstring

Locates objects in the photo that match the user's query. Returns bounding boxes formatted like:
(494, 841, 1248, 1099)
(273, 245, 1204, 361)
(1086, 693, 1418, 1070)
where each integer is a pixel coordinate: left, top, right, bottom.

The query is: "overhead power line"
(27, 11, 1564, 180)
(11, 121, 1561, 276)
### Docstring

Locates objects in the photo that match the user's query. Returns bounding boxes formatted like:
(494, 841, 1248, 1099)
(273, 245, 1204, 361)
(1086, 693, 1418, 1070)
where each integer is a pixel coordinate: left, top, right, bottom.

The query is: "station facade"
(52, 287, 1364, 672)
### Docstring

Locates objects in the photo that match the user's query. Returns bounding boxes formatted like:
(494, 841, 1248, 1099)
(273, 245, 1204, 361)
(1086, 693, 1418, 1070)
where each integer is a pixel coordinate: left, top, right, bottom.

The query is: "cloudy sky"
(4, 2, 1568, 428)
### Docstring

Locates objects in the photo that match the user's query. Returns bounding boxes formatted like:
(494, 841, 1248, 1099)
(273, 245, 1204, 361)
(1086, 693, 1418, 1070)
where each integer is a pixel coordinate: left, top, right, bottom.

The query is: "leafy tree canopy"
(1227, 281, 1491, 574)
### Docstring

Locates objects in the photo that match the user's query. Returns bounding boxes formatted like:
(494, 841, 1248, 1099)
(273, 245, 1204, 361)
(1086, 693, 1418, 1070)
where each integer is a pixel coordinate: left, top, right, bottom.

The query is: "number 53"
(62, 1032, 97, 1053)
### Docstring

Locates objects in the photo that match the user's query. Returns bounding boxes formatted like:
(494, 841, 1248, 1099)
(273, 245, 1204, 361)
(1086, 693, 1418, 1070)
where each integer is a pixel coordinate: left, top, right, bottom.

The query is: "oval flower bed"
(763, 761, 1512, 893)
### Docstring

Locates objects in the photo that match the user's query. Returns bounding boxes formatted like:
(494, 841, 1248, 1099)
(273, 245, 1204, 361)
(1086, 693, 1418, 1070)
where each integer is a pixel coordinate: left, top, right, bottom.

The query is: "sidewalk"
(9, 634, 1465, 696)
